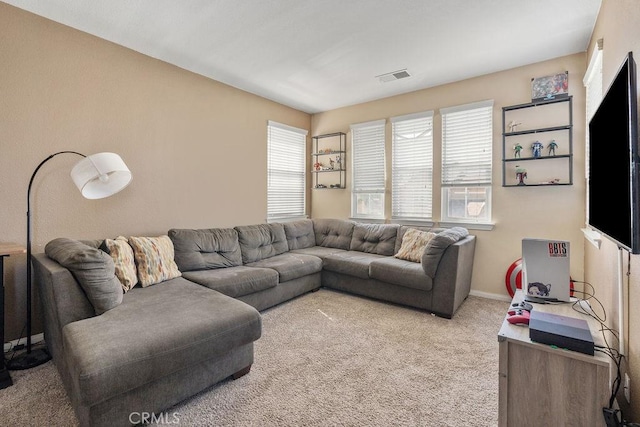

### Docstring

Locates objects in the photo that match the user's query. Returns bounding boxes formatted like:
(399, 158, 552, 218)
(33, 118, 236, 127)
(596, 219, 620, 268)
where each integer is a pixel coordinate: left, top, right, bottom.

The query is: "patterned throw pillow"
(104, 236, 138, 292)
(128, 235, 182, 287)
(394, 228, 437, 263)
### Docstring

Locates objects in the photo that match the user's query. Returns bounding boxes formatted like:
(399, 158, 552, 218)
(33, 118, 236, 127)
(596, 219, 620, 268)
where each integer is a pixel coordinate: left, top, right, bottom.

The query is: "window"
(267, 121, 307, 221)
(582, 40, 603, 246)
(440, 100, 493, 225)
(351, 119, 385, 219)
(391, 111, 433, 222)
(583, 41, 603, 196)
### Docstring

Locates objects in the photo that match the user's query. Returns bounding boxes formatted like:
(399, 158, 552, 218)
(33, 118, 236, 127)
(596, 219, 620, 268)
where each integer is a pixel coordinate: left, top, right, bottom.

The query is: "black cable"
(4, 322, 27, 364)
(568, 279, 623, 410)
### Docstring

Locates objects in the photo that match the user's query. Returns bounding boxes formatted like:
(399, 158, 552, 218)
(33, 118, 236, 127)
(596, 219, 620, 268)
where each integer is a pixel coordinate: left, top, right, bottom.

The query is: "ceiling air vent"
(376, 69, 411, 83)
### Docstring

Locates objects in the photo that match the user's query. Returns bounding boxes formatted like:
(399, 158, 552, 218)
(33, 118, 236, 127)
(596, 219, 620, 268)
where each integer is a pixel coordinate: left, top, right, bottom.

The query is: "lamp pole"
(7, 151, 85, 370)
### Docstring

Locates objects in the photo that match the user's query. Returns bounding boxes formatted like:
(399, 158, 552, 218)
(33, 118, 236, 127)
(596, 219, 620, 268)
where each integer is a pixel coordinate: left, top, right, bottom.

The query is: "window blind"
(267, 121, 307, 221)
(351, 119, 385, 218)
(584, 39, 604, 121)
(583, 40, 603, 223)
(440, 100, 493, 186)
(391, 111, 433, 220)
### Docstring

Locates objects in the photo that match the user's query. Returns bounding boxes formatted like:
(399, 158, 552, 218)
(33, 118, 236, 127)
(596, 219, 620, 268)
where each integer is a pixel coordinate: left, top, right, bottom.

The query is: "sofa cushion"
(394, 228, 437, 263)
(128, 236, 182, 287)
(289, 246, 347, 260)
(62, 277, 261, 407)
(370, 257, 434, 291)
(394, 225, 434, 254)
(169, 228, 243, 272)
(45, 238, 123, 315)
(313, 218, 355, 250)
(103, 236, 138, 292)
(182, 266, 278, 298)
(349, 223, 399, 256)
(235, 223, 288, 264)
(283, 219, 316, 250)
(422, 227, 470, 278)
(322, 251, 386, 279)
(246, 252, 323, 282)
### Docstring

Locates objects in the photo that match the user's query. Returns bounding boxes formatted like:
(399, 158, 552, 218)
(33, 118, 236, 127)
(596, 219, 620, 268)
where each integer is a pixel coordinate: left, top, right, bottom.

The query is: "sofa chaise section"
(33, 239, 261, 427)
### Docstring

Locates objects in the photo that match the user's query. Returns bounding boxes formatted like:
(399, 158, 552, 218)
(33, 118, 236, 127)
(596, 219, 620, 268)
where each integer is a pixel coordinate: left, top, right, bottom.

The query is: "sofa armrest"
(429, 235, 476, 318)
(32, 253, 95, 363)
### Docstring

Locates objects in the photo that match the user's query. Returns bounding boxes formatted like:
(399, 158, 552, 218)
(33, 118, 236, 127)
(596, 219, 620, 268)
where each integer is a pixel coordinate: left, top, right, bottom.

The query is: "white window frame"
(267, 120, 308, 222)
(350, 119, 386, 220)
(440, 100, 494, 229)
(582, 39, 604, 247)
(391, 111, 434, 224)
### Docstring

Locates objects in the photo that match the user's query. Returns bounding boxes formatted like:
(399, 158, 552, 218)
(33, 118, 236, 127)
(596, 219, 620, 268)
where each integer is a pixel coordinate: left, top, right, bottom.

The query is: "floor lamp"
(6, 151, 132, 370)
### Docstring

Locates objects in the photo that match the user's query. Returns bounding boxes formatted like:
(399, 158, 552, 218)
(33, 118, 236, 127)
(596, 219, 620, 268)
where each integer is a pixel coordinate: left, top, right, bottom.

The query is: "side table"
(0, 243, 26, 389)
(498, 290, 611, 426)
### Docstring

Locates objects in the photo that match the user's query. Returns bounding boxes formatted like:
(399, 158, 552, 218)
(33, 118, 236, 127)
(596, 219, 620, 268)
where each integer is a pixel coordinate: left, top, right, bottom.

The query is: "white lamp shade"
(70, 152, 132, 199)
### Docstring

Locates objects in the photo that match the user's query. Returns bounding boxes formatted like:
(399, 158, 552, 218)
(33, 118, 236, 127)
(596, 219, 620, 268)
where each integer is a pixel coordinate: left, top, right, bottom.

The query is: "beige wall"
(584, 0, 640, 419)
(0, 3, 310, 340)
(6, 2, 637, 417)
(311, 54, 587, 301)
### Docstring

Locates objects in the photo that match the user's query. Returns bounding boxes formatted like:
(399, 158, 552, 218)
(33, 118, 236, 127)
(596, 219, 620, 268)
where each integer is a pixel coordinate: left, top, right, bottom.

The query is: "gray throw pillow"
(421, 227, 469, 278)
(45, 238, 123, 315)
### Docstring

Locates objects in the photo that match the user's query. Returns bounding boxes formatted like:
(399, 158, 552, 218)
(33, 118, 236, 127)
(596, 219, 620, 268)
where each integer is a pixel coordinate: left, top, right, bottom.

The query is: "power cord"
(570, 279, 636, 427)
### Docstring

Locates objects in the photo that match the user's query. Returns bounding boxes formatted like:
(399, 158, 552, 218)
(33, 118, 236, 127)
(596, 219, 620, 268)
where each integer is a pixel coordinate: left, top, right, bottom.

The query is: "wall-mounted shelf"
(312, 132, 346, 189)
(502, 96, 573, 187)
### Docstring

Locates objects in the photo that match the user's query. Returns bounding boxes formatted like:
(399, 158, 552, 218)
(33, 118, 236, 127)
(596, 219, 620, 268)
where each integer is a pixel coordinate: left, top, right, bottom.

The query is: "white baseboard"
(469, 289, 512, 302)
(3, 333, 45, 353)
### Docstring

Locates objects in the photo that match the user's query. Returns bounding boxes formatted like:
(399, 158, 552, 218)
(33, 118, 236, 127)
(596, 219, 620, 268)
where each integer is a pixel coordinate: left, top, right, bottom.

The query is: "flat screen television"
(588, 51, 640, 254)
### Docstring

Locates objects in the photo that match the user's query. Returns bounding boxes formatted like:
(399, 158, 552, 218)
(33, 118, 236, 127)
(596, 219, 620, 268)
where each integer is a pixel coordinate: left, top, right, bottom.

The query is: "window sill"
(581, 228, 602, 249)
(439, 221, 495, 231)
(390, 219, 435, 228)
(349, 217, 386, 224)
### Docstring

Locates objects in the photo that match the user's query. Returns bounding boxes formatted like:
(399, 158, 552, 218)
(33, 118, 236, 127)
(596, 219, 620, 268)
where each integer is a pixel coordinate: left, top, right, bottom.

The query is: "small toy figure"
(547, 140, 558, 156)
(314, 162, 322, 171)
(508, 120, 522, 132)
(328, 158, 335, 170)
(513, 143, 523, 158)
(515, 165, 527, 185)
(531, 140, 544, 158)
(335, 155, 341, 170)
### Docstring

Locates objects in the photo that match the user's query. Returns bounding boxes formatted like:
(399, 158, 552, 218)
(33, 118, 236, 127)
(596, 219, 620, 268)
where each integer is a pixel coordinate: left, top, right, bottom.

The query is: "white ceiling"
(4, 0, 602, 114)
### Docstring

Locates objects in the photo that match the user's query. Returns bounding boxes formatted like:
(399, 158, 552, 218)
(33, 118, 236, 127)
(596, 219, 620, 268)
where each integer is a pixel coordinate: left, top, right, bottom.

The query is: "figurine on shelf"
(547, 140, 558, 156)
(328, 158, 335, 170)
(515, 165, 527, 185)
(335, 155, 341, 170)
(513, 143, 523, 158)
(531, 140, 544, 158)
(314, 162, 322, 171)
(508, 120, 522, 132)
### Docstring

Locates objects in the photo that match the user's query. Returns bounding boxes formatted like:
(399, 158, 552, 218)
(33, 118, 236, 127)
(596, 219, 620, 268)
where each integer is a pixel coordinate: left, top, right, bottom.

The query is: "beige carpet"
(0, 289, 508, 426)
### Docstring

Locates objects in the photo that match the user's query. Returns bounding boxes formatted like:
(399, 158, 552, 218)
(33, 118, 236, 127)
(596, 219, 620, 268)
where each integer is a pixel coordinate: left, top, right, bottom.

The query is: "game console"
(529, 311, 594, 355)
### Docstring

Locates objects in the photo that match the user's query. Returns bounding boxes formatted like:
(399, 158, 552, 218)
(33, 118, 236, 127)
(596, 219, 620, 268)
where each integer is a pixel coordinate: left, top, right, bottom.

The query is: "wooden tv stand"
(498, 290, 611, 427)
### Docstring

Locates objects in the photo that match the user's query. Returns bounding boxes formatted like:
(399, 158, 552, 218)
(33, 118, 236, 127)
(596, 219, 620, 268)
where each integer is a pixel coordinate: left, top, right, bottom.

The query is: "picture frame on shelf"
(531, 71, 569, 102)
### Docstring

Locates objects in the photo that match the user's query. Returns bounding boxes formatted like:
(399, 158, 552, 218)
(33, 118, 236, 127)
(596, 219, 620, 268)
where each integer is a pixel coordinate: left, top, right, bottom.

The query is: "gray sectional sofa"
(32, 218, 475, 427)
